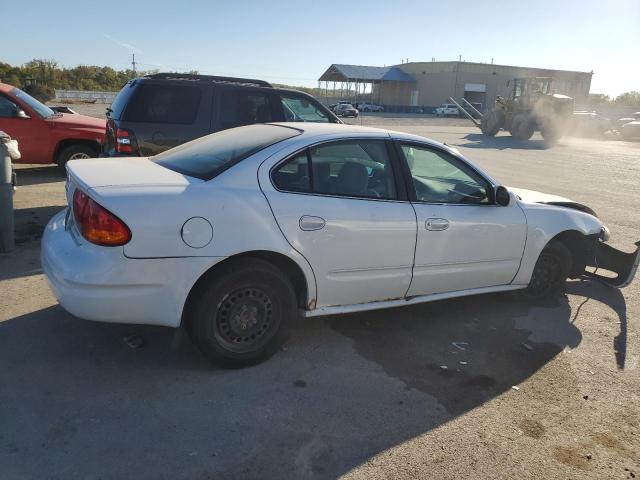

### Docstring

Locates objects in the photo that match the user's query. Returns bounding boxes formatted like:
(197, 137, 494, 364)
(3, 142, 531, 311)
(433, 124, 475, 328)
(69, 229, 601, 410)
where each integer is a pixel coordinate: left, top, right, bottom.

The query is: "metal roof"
(318, 64, 415, 83)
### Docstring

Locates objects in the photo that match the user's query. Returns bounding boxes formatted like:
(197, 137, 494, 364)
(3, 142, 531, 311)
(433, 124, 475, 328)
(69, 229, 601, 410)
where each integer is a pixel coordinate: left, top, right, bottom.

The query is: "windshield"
(153, 124, 301, 180)
(11, 88, 56, 118)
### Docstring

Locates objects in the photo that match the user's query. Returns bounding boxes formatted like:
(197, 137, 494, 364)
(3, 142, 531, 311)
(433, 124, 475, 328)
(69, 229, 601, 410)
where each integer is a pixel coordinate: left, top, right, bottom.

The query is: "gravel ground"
(1, 114, 639, 479)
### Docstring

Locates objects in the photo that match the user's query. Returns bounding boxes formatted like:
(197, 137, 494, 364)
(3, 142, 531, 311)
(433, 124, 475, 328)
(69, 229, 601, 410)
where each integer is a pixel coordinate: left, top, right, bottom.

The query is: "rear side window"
(219, 90, 273, 129)
(123, 84, 202, 124)
(272, 140, 397, 200)
(280, 95, 330, 122)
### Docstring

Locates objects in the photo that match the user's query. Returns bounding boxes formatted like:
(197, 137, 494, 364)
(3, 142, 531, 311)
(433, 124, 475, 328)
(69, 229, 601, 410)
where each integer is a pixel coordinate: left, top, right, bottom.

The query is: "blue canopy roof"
(318, 64, 415, 83)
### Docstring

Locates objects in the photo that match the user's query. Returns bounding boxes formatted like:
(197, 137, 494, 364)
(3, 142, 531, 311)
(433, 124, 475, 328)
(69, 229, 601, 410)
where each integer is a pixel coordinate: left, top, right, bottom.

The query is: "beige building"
(318, 61, 592, 112)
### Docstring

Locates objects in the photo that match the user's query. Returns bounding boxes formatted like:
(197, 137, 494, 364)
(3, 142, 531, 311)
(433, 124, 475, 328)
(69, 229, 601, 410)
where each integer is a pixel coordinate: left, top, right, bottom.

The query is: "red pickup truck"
(0, 83, 105, 166)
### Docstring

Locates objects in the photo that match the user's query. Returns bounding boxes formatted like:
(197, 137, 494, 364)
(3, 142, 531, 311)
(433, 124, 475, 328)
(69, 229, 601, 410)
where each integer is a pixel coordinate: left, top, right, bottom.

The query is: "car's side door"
(213, 87, 279, 132)
(0, 93, 44, 163)
(260, 138, 417, 309)
(397, 141, 527, 296)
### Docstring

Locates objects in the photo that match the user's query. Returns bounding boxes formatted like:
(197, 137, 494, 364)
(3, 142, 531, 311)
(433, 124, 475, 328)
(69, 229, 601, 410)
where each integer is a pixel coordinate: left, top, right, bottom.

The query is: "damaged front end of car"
(586, 235, 640, 288)
(569, 228, 640, 288)
(537, 201, 639, 288)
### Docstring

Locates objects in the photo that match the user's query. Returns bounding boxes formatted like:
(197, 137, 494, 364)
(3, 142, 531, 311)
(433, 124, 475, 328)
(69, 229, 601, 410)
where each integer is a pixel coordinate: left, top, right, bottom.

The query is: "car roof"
(135, 75, 317, 97)
(268, 122, 446, 146)
(0, 83, 16, 94)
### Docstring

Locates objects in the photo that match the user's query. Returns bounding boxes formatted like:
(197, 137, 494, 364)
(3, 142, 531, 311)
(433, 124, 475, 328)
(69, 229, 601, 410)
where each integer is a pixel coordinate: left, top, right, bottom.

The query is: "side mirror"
(13, 106, 29, 119)
(495, 186, 510, 206)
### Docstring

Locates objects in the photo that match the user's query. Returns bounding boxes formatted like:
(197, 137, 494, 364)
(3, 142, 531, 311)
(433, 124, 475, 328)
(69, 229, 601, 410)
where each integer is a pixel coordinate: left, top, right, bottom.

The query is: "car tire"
(187, 258, 297, 368)
(56, 144, 98, 167)
(520, 241, 572, 299)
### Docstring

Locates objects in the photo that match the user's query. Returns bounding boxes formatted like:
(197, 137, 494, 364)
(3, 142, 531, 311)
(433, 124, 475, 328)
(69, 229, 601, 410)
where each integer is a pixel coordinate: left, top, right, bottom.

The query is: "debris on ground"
(451, 341, 468, 351)
(511, 386, 520, 391)
(123, 333, 144, 349)
(583, 395, 589, 400)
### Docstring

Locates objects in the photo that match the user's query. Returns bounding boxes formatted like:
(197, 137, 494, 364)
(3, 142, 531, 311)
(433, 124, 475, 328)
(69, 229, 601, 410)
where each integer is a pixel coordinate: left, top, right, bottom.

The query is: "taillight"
(115, 128, 136, 154)
(72, 190, 131, 246)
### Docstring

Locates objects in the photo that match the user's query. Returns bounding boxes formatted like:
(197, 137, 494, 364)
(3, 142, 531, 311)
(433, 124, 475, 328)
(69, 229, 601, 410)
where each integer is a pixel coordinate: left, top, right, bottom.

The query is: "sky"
(3, 0, 639, 97)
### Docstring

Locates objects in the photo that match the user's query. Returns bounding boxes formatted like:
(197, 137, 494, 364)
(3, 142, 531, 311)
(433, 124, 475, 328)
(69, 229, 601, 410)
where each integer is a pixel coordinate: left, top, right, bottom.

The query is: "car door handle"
(426, 218, 450, 231)
(299, 215, 326, 231)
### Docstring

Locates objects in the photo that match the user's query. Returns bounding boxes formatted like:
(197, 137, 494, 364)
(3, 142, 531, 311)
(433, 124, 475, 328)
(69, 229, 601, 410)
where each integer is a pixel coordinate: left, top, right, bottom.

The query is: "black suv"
(103, 73, 341, 157)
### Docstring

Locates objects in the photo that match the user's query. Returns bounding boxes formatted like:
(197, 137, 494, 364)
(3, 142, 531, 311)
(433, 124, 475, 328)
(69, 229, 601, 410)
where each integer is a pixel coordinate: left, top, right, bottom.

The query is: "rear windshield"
(123, 83, 202, 124)
(152, 124, 301, 180)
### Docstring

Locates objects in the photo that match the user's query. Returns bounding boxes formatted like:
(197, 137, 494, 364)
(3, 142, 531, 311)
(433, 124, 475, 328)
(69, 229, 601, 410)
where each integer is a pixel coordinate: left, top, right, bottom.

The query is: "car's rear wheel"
(56, 144, 98, 167)
(521, 241, 572, 299)
(187, 258, 296, 368)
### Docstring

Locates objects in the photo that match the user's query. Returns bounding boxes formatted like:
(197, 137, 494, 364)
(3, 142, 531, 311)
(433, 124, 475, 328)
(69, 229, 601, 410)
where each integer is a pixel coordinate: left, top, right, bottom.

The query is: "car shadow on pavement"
(455, 133, 562, 150)
(0, 279, 627, 479)
(14, 205, 66, 245)
(13, 165, 66, 186)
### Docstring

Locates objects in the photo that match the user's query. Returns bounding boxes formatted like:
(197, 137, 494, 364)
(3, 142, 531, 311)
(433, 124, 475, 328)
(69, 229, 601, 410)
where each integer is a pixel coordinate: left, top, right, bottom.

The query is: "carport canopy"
(318, 64, 415, 83)
(317, 64, 415, 106)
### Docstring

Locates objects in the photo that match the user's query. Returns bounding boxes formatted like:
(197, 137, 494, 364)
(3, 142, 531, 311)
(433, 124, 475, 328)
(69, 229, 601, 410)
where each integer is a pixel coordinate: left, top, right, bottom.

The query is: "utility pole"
(132, 53, 137, 76)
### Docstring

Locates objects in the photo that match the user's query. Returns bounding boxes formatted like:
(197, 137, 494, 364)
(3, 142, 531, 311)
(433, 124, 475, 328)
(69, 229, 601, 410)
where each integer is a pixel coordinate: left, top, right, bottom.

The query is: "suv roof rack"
(144, 73, 272, 88)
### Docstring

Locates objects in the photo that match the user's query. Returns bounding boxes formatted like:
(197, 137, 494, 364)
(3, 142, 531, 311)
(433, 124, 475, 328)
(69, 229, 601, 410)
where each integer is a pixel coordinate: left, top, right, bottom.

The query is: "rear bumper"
(41, 210, 220, 327)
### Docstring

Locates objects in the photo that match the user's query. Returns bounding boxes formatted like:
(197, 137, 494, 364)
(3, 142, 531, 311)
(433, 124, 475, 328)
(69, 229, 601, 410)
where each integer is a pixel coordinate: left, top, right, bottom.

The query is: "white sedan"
(42, 123, 639, 367)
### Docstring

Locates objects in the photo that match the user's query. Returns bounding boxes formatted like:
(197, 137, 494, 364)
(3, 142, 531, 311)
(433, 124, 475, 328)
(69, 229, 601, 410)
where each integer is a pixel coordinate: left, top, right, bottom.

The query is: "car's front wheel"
(521, 241, 572, 299)
(187, 258, 297, 368)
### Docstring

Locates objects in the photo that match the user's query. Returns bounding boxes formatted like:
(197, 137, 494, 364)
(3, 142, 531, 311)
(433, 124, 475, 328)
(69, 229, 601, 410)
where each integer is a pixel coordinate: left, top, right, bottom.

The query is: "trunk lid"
(66, 157, 202, 190)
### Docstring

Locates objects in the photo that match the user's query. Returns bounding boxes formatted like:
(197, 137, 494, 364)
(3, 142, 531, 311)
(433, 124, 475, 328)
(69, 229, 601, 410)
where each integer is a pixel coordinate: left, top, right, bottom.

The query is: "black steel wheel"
(215, 287, 277, 353)
(187, 258, 296, 368)
(521, 241, 571, 299)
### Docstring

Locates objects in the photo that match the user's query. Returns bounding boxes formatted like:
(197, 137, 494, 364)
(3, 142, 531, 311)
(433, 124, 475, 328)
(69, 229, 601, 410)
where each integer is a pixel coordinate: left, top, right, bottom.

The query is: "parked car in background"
(620, 121, 640, 141)
(328, 101, 352, 112)
(567, 112, 613, 138)
(357, 102, 384, 112)
(42, 123, 638, 368)
(334, 103, 359, 117)
(435, 103, 460, 117)
(0, 82, 106, 165)
(615, 112, 640, 130)
(103, 73, 340, 157)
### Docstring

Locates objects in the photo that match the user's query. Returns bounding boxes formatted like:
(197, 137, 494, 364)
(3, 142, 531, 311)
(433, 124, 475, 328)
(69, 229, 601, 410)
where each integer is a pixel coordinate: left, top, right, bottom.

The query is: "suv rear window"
(123, 83, 202, 124)
(152, 124, 301, 180)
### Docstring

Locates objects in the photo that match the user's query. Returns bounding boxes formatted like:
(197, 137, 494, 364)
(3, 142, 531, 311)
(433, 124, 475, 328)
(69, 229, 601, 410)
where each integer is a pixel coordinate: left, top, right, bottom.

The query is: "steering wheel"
(413, 178, 440, 202)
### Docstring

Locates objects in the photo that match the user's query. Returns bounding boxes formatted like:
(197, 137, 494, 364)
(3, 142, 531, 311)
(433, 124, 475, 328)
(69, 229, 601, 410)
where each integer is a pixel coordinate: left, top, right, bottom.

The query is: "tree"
(615, 91, 640, 108)
(587, 93, 610, 106)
